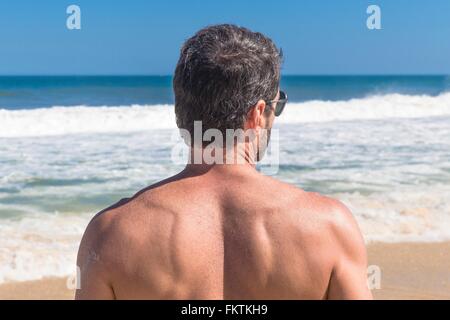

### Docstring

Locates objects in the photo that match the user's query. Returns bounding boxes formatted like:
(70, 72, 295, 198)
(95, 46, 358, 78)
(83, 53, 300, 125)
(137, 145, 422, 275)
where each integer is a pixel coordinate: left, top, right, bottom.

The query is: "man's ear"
(245, 100, 266, 130)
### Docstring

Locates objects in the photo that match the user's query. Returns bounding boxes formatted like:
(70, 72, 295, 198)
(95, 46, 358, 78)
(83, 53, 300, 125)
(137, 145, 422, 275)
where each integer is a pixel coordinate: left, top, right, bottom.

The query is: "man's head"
(173, 24, 283, 160)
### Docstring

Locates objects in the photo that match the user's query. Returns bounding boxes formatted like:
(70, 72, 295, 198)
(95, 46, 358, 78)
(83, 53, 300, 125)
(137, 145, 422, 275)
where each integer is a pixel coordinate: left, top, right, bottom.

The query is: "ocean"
(1, 75, 450, 283)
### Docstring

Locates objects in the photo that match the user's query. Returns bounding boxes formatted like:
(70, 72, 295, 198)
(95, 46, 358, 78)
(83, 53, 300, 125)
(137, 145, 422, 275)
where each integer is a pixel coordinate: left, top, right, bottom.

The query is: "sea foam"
(1, 93, 450, 137)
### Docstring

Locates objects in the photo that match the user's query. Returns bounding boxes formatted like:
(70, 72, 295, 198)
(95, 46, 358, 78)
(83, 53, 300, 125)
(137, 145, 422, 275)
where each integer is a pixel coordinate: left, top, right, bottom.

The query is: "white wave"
(0, 213, 90, 284)
(0, 104, 176, 138)
(278, 92, 450, 124)
(338, 185, 450, 243)
(1, 93, 450, 137)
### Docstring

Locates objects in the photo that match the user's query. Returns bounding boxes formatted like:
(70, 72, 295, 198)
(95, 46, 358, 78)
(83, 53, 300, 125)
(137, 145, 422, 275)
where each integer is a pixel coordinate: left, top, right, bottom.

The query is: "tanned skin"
(76, 98, 372, 300)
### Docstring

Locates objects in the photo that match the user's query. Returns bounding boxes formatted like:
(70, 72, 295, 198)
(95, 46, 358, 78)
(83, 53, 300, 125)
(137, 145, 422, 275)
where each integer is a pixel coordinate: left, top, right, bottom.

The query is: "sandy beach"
(367, 242, 450, 299)
(0, 242, 448, 300)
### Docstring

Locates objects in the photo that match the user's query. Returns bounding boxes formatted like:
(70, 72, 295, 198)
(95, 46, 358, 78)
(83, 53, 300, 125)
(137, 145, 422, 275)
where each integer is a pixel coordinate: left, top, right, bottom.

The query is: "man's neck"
(183, 144, 258, 176)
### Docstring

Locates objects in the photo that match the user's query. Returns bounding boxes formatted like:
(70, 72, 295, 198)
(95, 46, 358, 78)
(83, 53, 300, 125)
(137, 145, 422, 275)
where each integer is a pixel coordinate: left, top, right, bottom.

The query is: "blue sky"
(0, 0, 449, 75)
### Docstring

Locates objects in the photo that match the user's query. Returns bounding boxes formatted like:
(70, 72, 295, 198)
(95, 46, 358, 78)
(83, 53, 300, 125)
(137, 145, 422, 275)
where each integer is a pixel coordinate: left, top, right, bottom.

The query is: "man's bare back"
(76, 164, 372, 299)
(76, 24, 371, 300)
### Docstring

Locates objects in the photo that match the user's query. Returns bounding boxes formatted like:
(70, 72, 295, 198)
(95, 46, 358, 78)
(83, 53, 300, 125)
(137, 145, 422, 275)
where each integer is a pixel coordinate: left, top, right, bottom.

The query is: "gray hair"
(173, 24, 282, 141)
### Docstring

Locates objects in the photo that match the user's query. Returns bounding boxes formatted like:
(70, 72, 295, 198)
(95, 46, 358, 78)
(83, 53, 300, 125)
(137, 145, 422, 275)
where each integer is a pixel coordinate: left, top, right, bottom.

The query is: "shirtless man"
(75, 24, 372, 300)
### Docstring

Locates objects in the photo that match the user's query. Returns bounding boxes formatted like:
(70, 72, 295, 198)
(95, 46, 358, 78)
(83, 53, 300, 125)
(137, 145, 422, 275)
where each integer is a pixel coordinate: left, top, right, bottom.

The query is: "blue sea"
(1, 75, 450, 109)
(1, 75, 450, 282)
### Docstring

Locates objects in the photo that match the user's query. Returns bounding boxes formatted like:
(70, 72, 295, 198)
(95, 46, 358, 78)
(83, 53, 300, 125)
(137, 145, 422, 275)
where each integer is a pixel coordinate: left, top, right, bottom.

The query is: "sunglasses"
(265, 90, 288, 117)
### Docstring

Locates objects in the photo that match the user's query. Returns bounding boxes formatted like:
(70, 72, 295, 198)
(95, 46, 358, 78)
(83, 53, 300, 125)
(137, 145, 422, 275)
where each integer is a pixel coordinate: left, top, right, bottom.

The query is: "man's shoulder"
(84, 187, 158, 240)
(87, 176, 181, 237)
(265, 178, 359, 240)
(299, 191, 358, 233)
(292, 190, 366, 260)
(302, 191, 353, 219)
(81, 197, 139, 252)
(89, 177, 175, 228)
(263, 176, 349, 214)
(78, 191, 163, 275)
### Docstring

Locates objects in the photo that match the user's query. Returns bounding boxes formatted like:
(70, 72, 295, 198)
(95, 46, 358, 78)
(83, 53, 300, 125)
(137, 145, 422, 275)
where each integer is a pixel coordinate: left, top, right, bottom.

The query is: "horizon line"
(0, 74, 449, 77)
